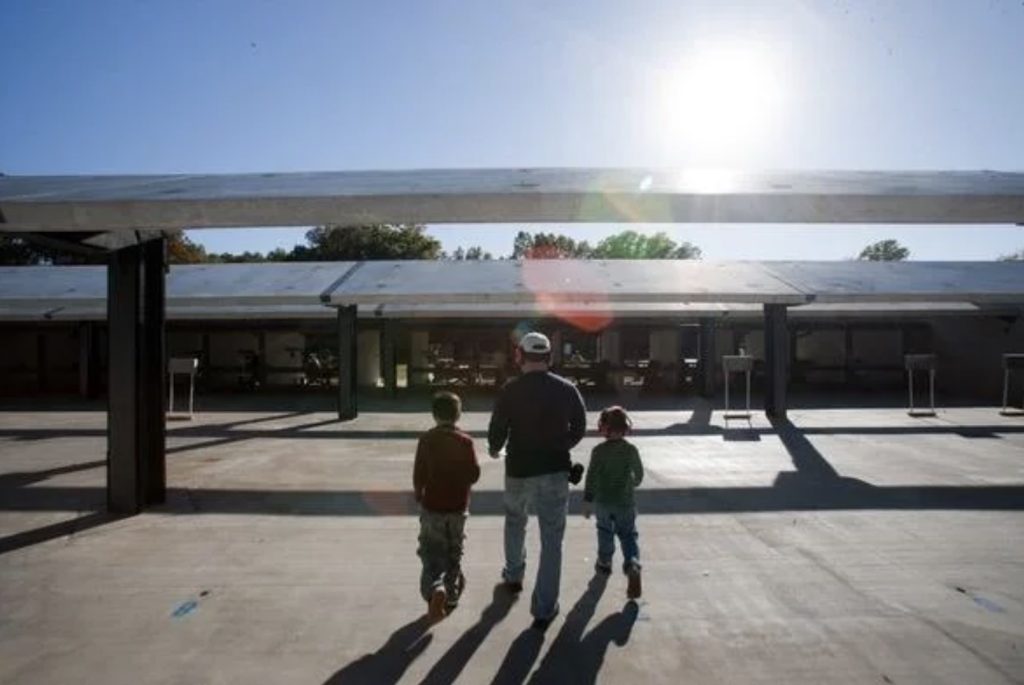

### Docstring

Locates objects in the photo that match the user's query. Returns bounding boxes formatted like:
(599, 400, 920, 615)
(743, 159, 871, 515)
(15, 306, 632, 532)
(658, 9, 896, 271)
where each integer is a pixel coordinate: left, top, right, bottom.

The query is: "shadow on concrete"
(490, 627, 545, 685)
(0, 459, 114, 556)
(3, 416, 1024, 557)
(419, 584, 518, 685)
(1, 389, 1002, 415)
(772, 417, 841, 481)
(4, 419, 1024, 454)
(0, 459, 106, 488)
(528, 573, 638, 685)
(323, 615, 432, 685)
(2, 481, 1023, 519)
(0, 511, 119, 556)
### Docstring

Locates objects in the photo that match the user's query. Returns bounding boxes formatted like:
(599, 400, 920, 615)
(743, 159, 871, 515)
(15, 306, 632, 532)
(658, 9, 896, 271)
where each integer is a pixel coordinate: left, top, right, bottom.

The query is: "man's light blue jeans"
(502, 471, 569, 621)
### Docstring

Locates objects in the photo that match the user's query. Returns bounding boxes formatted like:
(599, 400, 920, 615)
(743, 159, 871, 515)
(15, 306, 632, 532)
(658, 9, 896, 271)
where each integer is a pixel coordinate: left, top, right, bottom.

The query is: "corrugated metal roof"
(330, 260, 804, 305)
(1, 260, 1023, 322)
(2, 169, 1023, 230)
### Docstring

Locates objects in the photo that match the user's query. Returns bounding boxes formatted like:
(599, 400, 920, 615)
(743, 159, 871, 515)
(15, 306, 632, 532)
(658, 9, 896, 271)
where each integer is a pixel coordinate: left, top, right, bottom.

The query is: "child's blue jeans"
(595, 503, 640, 572)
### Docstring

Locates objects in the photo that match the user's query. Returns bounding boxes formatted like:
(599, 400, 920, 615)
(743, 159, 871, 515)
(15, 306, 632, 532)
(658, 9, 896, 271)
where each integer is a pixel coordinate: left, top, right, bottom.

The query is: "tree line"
(1, 227, 1020, 265)
(0, 226, 702, 265)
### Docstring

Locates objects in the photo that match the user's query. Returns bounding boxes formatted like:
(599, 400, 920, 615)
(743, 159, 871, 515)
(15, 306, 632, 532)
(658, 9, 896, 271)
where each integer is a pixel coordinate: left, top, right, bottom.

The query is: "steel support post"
(107, 245, 142, 514)
(382, 320, 398, 397)
(337, 305, 358, 420)
(763, 304, 789, 420)
(699, 318, 716, 398)
(140, 238, 167, 505)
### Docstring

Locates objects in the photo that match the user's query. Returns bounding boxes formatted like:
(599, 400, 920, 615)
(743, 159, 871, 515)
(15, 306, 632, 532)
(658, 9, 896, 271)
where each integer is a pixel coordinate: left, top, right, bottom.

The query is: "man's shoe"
(626, 566, 642, 600)
(594, 560, 612, 575)
(428, 587, 447, 622)
(531, 608, 559, 633)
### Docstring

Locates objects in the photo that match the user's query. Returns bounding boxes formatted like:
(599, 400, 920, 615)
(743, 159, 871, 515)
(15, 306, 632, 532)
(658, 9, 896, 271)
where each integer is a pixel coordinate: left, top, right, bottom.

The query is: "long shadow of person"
(524, 574, 638, 684)
(488, 553, 615, 684)
(527, 572, 608, 682)
(567, 601, 639, 684)
(323, 616, 432, 684)
(419, 584, 518, 685)
(490, 627, 545, 685)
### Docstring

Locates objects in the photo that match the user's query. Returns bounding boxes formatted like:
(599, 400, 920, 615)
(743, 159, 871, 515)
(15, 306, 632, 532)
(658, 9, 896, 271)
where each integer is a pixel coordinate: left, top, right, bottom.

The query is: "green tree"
(857, 239, 910, 262)
(590, 230, 701, 259)
(445, 245, 493, 260)
(998, 248, 1024, 262)
(512, 230, 592, 259)
(167, 233, 209, 264)
(291, 224, 441, 260)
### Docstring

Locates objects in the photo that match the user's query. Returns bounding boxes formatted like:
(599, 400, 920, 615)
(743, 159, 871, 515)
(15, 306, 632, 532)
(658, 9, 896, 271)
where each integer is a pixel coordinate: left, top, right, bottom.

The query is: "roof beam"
(2, 169, 1023, 231)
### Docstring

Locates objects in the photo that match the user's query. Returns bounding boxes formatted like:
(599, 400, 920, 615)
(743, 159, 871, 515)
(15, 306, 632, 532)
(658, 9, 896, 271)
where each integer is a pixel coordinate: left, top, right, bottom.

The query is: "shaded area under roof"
(2, 169, 1024, 231)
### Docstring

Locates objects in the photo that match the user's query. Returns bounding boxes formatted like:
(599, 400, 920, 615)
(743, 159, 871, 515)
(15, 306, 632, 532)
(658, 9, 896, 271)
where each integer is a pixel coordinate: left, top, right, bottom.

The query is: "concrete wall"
(266, 332, 305, 386)
(0, 327, 80, 395)
(795, 329, 846, 385)
(649, 329, 680, 365)
(598, 329, 621, 363)
(167, 331, 203, 360)
(931, 316, 1024, 402)
(357, 329, 381, 387)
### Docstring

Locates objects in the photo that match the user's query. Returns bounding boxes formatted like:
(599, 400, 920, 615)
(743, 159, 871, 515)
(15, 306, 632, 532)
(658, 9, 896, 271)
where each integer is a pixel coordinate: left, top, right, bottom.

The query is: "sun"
(654, 41, 786, 159)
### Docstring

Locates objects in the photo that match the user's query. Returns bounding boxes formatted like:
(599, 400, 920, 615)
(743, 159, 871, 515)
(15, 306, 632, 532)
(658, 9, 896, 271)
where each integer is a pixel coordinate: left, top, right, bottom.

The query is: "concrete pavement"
(1, 401, 1022, 683)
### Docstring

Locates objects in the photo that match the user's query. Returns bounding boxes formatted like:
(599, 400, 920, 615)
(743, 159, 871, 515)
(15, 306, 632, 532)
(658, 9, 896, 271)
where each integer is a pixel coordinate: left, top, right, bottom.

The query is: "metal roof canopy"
(323, 260, 1024, 306)
(2, 169, 1024, 230)
(3, 301, 1013, 324)
(1, 260, 1024, 312)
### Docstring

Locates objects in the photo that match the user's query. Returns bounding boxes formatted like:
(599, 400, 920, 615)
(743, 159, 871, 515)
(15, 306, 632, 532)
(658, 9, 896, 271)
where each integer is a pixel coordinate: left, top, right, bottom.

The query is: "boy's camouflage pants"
(418, 510, 467, 603)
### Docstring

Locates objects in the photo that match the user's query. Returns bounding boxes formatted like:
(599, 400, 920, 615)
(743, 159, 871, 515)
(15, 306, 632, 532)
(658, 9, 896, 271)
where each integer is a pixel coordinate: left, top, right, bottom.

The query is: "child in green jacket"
(583, 405, 644, 600)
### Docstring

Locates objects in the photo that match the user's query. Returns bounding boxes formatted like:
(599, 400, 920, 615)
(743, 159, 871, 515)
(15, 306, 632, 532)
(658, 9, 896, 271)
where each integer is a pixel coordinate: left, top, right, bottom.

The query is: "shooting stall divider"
(722, 354, 753, 419)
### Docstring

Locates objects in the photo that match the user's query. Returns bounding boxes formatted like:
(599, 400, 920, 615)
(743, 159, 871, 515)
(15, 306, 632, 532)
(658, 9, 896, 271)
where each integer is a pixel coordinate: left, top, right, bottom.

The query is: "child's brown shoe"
(626, 565, 642, 600)
(428, 587, 447, 623)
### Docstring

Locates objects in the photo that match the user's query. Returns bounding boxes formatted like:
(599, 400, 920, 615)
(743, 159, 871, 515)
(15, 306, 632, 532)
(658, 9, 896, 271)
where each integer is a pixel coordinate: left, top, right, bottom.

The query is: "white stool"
(722, 355, 753, 418)
(905, 354, 936, 416)
(168, 357, 198, 419)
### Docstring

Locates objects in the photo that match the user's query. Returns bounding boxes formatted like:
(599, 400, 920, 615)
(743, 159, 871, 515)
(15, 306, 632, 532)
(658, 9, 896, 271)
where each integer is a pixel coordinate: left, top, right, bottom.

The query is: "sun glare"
(655, 41, 786, 159)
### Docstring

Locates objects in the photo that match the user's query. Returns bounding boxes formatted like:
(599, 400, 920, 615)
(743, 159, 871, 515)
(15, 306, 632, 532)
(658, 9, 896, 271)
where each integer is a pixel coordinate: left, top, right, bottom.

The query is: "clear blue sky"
(2, 0, 1022, 259)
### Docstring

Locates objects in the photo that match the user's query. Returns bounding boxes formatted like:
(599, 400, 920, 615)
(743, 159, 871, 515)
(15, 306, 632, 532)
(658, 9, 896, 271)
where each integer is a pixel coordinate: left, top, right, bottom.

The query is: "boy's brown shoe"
(626, 566, 642, 600)
(428, 587, 447, 623)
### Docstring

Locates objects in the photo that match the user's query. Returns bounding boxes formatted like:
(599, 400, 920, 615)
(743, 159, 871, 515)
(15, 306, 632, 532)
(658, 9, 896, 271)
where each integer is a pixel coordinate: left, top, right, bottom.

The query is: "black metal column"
(699, 318, 716, 398)
(257, 330, 268, 388)
(140, 238, 167, 505)
(337, 305, 358, 420)
(36, 333, 48, 393)
(107, 245, 142, 514)
(763, 304, 789, 420)
(78, 323, 92, 398)
(382, 321, 397, 397)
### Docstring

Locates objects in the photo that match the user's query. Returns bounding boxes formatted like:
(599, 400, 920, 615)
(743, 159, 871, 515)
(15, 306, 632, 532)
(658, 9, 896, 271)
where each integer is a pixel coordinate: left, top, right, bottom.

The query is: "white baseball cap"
(519, 331, 552, 354)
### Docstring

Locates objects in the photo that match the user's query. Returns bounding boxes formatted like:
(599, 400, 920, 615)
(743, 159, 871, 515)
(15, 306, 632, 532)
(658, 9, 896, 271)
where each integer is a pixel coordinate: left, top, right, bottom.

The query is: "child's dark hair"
(598, 405, 632, 434)
(432, 391, 462, 423)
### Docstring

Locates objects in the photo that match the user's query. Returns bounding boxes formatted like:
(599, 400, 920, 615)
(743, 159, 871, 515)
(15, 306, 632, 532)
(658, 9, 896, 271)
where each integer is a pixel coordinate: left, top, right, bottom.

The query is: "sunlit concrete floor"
(1, 398, 1023, 684)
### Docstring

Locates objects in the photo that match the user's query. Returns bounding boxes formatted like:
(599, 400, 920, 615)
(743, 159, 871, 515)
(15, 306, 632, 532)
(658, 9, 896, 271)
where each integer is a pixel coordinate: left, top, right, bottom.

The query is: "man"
(488, 331, 587, 630)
